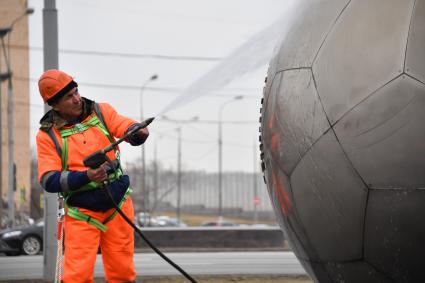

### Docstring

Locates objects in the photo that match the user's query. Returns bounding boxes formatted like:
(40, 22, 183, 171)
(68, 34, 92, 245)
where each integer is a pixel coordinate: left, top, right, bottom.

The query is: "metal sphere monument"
(260, 0, 425, 282)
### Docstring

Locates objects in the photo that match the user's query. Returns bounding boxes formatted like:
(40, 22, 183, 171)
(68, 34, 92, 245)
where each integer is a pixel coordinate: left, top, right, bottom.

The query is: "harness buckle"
(75, 123, 85, 133)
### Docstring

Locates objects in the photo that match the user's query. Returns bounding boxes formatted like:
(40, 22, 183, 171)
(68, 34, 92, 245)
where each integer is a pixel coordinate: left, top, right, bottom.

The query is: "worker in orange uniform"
(36, 69, 149, 283)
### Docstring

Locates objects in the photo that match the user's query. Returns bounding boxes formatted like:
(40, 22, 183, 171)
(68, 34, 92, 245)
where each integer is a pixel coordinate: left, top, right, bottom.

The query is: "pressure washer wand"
(104, 117, 154, 152)
(83, 117, 154, 169)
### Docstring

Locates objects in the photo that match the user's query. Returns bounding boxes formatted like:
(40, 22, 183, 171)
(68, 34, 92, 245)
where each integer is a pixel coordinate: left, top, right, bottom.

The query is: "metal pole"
(140, 74, 157, 212)
(6, 72, 14, 228)
(218, 96, 243, 222)
(218, 115, 223, 222)
(176, 127, 182, 221)
(0, 41, 3, 228)
(140, 88, 146, 211)
(253, 140, 258, 223)
(153, 141, 158, 205)
(43, 0, 59, 280)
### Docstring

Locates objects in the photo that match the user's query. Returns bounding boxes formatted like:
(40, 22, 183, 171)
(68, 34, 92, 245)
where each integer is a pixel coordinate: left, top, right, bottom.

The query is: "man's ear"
(51, 103, 59, 111)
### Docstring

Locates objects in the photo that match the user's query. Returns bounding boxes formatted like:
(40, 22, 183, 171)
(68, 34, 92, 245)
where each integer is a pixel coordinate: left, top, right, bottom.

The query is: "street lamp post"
(161, 115, 198, 221)
(0, 69, 12, 228)
(176, 127, 182, 221)
(153, 139, 158, 206)
(42, 0, 59, 280)
(0, 27, 12, 228)
(140, 74, 158, 212)
(218, 96, 243, 223)
(253, 139, 259, 223)
(0, 8, 34, 228)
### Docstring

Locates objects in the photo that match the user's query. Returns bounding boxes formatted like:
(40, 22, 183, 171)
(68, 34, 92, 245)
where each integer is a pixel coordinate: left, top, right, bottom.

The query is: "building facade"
(0, 0, 31, 226)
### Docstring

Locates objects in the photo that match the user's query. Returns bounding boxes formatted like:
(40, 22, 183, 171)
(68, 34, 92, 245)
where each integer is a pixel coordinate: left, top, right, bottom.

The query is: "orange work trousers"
(62, 197, 136, 283)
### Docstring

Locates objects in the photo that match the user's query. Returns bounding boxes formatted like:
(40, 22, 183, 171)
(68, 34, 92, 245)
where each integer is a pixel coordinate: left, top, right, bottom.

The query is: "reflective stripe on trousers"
(62, 197, 136, 283)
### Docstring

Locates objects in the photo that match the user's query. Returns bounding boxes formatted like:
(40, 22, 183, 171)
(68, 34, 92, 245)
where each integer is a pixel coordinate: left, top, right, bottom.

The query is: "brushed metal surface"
(313, 0, 413, 124)
(335, 75, 425, 188)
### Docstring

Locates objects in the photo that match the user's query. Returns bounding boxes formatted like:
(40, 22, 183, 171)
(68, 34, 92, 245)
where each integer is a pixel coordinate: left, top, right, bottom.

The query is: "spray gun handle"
(83, 117, 155, 169)
(83, 150, 107, 169)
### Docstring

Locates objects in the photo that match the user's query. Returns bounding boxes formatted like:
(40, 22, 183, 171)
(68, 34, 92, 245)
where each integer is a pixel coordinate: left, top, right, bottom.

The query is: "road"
(0, 251, 306, 281)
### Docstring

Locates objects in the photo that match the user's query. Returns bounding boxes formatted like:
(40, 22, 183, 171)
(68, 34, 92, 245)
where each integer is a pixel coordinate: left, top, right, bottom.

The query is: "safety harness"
(46, 103, 131, 232)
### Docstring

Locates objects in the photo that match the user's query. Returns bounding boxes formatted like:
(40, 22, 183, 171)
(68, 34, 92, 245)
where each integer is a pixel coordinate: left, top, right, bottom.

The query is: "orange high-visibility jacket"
(37, 102, 137, 181)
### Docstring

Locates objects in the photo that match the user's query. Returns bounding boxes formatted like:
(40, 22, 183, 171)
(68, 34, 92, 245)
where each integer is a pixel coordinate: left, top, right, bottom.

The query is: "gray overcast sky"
(28, 0, 291, 172)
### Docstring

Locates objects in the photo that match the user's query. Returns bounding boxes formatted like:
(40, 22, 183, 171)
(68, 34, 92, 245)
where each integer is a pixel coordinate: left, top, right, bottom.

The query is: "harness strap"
(47, 128, 62, 157)
(67, 206, 109, 232)
(103, 187, 133, 224)
(44, 103, 110, 159)
(64, 168, 123, 197)
(94, 103, 109, 133)
(66, 187, 132, 232)
(44, 104, 131, 231)
(60, 115, 115, 171)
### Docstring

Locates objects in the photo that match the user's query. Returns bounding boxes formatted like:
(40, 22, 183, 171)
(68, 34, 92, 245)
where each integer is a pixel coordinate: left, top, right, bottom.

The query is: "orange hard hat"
(38, 69, 77, 104)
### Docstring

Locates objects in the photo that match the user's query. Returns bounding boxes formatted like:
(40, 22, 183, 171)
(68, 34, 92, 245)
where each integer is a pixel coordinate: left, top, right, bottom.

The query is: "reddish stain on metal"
(268, 114, 275, 129)
(272, 171, 292, 217)
(268, 114, 279, 152)
(271, 133, 279, 152)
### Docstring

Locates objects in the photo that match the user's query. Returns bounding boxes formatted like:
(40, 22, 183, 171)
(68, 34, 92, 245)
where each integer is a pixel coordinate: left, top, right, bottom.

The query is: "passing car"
(154, 216, 187, 227)
(0, 219, 43, 256)
(136, 212, 154, 227)
(200, 220, 238, 227)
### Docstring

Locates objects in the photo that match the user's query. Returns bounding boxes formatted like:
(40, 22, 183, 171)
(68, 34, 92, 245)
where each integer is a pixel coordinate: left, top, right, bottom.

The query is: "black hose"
(102, 184, 198, 283)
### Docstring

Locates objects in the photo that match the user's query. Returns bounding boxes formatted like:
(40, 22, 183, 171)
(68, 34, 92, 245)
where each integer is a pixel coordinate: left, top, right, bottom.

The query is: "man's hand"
(137, 127, 149, 140)
(126, 124, 149, 146)
(87, 165, 108, 183)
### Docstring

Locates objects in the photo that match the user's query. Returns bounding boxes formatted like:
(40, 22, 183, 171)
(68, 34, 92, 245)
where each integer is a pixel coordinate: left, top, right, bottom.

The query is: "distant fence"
(134, 226, 286, 250)
(127, 168, 274, 213)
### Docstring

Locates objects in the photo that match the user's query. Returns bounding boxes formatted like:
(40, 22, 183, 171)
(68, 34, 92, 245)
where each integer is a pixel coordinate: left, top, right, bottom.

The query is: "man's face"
(52, 87, 83, 120)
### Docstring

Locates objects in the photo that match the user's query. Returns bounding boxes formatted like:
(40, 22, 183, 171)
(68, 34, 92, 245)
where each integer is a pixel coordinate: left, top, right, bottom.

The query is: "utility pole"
(153, 142, 158, 205)
(6, 59, 14, 229)
(176, 127, 182, 221)
(160, 116, 198, 220)
(218, 96, 243, 222)
(42, 0, 59, 280)
(253, 140, 258, 223)
(140, 74, 157, 212)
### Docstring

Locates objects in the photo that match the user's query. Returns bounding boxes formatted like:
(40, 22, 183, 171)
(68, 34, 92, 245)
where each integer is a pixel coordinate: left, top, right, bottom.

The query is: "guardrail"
(134, 226, 286, 250)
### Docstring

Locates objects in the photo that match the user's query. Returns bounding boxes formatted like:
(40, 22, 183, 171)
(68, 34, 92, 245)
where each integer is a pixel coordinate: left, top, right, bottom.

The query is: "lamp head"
(26, 8, 35, 15)
(0, 72, 12, 82)
(0, 28, 12, 38)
